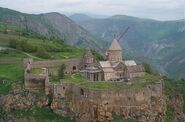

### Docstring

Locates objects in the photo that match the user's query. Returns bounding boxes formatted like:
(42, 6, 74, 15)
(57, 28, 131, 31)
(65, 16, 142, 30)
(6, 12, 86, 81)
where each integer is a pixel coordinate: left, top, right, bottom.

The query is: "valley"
(0, 7, 185, 122)
(70, 14, 185, 79)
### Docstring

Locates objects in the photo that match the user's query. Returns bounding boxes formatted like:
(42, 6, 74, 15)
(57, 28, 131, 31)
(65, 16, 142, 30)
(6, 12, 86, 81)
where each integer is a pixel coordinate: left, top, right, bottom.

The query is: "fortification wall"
(30, 58, 82, 74)
(24, 73, 47, 90)
(23, 58, 82, 90)
(51, 82, 165, 122)
(24, 58, 49, 90)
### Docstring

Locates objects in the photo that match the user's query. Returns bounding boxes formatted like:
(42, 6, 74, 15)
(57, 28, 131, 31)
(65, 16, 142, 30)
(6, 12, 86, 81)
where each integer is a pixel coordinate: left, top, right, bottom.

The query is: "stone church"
(81, 38, 145, 81)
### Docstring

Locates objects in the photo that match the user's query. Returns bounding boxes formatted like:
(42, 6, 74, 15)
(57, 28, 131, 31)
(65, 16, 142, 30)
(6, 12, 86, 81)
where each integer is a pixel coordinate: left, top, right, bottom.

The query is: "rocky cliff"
(50, 82, 166, 122)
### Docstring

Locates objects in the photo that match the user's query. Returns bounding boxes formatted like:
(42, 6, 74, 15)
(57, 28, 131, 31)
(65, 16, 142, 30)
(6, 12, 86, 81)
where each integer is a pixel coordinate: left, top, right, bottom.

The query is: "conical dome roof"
(108, 39, 122, 51)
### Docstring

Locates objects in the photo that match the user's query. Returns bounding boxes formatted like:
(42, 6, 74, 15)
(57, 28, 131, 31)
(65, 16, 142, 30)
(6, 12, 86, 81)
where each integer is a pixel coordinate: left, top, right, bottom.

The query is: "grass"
(165, 104, 175, 122)
(50, 48, 85, 59)
(81, 81, 152, 90)
(49, 73, 87, 84)
(80, 74, 160, 90)
(30, 68, 43, 75)
(134, 73, 161, 83)
(0, 78, 13, 95)
(0, 50, 26, 81)
(61, 73, 161, 90)
(49, 76, 61, 84)
(12, 107, 74, 122)
(63, 73, 87, 84)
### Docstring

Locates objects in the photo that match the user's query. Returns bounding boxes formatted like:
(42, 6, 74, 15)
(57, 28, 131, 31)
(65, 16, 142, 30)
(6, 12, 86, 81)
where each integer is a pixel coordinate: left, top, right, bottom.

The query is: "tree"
(58, 64, 66, 79)
(142, 62, 153, 74)
(36, 47, 50, 59)
(8, 38, 18, 48)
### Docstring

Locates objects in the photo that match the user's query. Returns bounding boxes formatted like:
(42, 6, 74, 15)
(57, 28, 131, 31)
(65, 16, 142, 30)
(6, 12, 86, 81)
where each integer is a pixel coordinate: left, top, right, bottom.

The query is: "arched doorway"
(73, 66, 76, 71)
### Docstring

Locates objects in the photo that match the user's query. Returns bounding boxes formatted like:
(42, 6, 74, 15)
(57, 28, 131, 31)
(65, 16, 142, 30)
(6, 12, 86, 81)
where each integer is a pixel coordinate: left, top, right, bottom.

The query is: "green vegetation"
(0, 78, 13, 95)
(113, 113, 138, 122)
(7, 36, 85, 59)
(36, 47, 51, 59)
(92, 50, 104, 61)
(61, 73, 161, 90)
(163, 77, 185, 121)
(134, 73, 161, 83)
(49, 76, 61, 84)
(174, 80, 185, 113)
(142, 62, 153, 74)
(113, 113, 122, 122)
(58, 64, 66, 79)
(165, 105, 175, 122)
(81, 74, 160, 90)
(12, 107, 74, 122)
(124, 118, 138, 122)
(64, 73, 87, 84)
(30, 68, 43, 75)
(0, 49, 26, 81)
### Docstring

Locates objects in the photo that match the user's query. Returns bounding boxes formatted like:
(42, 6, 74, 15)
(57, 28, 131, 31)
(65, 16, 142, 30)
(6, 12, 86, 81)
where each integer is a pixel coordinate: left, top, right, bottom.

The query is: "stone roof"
(126, 64, 145, 73)
(102, 68, 115, 73)
(110, 61, 121, 67)
(100, 61, 124, 69)
(124, 60, 137, 66)
(99, 61, 112, 68)
(108, 39, 122, 51)
(99, 61, 115, 73)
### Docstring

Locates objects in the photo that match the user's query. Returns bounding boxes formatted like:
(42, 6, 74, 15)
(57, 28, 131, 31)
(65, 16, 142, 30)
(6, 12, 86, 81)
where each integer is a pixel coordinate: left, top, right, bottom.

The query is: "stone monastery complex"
(24, 38, 145, 90)
(23, 39, 165, 122)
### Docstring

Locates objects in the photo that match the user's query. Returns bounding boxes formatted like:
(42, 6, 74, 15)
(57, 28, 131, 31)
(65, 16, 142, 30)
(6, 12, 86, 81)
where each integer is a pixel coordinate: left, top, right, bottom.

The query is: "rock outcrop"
(50, 82, 166, 122)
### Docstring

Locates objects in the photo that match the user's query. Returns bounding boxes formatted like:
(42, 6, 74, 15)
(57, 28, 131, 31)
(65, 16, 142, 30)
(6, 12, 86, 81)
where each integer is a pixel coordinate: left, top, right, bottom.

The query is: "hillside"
(71, 15, 185, 79)
(0, 7, 103, 53)
(0, 17, 185, 122)
(0, 28, 86, 121)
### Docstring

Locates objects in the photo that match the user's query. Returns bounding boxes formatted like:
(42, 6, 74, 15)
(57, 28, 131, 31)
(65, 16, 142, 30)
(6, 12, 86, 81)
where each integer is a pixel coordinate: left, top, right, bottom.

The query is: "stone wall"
(24, 58, 82, 90)
(30, 58, 82, 75)
(51, 81, 165, 122)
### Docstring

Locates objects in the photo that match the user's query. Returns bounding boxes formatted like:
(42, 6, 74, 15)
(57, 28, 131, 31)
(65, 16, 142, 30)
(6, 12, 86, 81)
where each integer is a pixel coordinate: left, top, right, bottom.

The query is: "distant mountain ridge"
(69, 14, 93, 22)
(70, 14, 185, 79)
(0, 7, 102, 52)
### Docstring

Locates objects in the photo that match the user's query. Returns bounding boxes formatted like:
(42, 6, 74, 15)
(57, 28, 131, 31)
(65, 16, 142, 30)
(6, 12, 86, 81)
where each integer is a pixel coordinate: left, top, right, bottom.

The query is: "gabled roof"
(126, 64, 145, 73)
(99, 61, 112, 68)
(124, 60, 137, 66)
(108, 39, 122, 51)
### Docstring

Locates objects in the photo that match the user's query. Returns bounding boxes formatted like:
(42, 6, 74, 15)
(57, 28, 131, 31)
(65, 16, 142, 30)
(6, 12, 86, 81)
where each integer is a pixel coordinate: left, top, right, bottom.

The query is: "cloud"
(0, 0, 184, 20)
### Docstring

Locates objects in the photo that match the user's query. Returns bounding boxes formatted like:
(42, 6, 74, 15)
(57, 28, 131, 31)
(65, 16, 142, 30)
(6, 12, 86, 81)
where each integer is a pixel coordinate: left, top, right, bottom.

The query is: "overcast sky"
(0, 0, 185, 20)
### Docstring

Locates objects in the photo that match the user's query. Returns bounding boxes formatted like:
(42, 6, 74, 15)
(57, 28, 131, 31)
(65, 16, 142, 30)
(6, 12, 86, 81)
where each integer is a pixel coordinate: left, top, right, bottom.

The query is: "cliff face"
(50, 82, 166, 122)
(2, 80, 185, 121)
(166, 92, 185, 122)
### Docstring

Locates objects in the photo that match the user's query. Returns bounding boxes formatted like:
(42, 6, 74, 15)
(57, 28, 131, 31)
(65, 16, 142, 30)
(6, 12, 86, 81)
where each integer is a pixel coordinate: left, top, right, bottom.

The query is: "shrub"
(8, 38, 18, 48)
(92, 50, 104, 61)
(21, 40, 37, 53)
(58, 64, 66, 79)
(36, 47, 50, 59)
(142, 62, 153, 74)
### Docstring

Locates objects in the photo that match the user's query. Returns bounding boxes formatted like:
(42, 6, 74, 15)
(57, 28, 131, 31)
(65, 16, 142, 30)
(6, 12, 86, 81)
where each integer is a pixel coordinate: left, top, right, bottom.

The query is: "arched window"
(80, 89, 84, 96)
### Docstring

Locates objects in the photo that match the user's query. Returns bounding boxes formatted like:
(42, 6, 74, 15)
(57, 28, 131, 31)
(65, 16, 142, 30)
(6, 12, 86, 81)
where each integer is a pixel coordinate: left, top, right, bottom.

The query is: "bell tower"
(106, 39, 122, 62)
